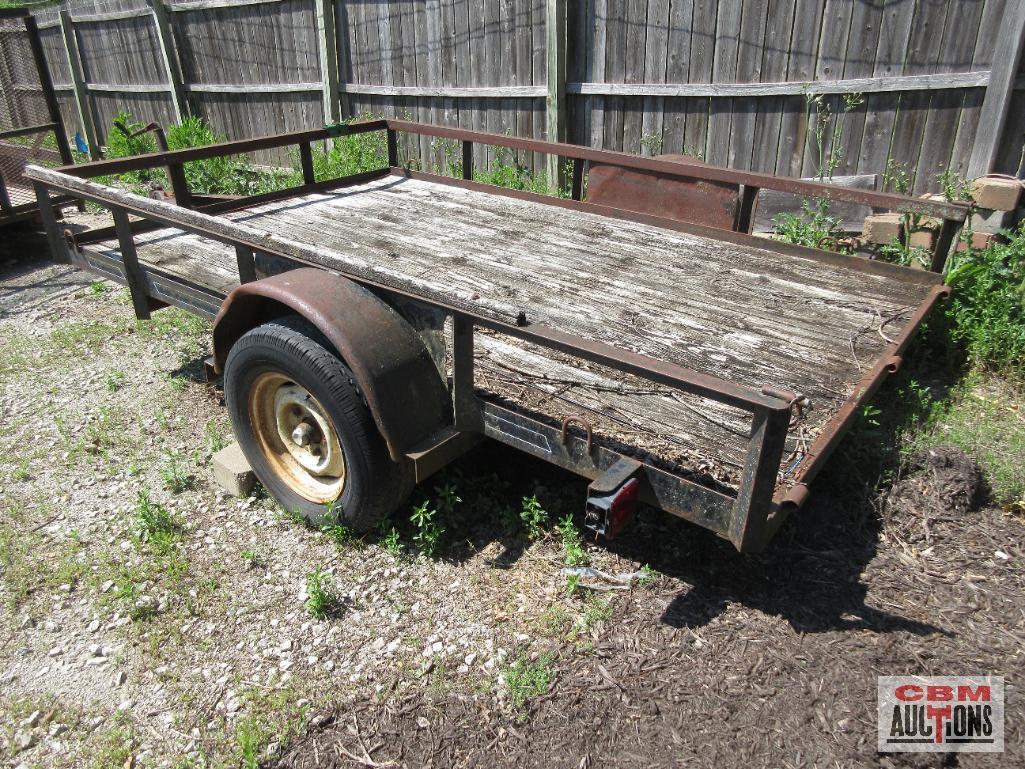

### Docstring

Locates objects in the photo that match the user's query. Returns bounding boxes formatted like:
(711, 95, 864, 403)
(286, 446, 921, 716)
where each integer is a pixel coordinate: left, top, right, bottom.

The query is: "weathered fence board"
(27, 0, 1025, 189)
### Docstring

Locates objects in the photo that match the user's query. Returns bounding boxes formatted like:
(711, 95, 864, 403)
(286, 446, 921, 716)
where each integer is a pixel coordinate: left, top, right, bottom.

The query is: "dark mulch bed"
(275, 446, 1023, 769)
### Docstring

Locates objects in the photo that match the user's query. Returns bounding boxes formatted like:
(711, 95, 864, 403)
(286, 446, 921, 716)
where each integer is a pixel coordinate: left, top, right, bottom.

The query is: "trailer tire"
(224, 315, 413, 531)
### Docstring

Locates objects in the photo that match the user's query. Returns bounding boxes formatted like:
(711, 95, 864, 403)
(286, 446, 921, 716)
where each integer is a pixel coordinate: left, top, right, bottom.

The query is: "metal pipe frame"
(30, 119, 953, 551)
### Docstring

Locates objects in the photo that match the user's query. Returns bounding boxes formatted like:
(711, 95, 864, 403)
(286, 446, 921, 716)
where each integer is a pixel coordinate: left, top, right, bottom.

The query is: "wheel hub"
(249, 373, 346, 503)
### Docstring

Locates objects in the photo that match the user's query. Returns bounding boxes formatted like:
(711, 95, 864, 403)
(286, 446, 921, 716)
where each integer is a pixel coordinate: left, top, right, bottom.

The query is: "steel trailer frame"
(0, 7, 77, 226)
(27, 119, 964, 552)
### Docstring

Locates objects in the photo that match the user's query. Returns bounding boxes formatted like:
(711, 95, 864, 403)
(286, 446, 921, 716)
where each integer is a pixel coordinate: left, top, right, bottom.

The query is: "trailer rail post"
(730, 406, 792, 551)
(451, 314, 480, 431)
(461, 141, 473, 181)
(235, 245, 257, 284)
(111, 206, 156, 320)
(32, 182, 68, 264)
(299, 141, 316, 184)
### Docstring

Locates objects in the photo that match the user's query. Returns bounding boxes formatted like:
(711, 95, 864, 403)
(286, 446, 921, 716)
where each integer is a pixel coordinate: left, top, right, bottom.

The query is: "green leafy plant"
(557, 514, 589, 566)
(103, 112, 162, 187)
(134, 489, 182, 552)
(165, 117, 251, 195)
(565, 573, 581, 596)
(159, 451, 192, 493)
(304, 567, 337, 619)
(381, 526, 401, 556)
(434, 481, 462, 516)
(104, 369, 126, 392)
(308, 114, 388, 179)
(638, 564, 658, 586)
(321, 503, 352, 549)
(882, 158, 912, 195)
(879, 237, 930, 269)
(937, 167, 973, 203)
(519, 495, 549, 540)
(943, 223, 1025, 378)
(773, 196, 848, 252)
(203, 421, 227, 454)
(410, 500, 444, 557)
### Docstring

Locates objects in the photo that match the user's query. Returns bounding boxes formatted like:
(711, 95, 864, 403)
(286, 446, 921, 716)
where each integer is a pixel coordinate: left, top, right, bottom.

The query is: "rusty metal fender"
(212, 268, 451, 462)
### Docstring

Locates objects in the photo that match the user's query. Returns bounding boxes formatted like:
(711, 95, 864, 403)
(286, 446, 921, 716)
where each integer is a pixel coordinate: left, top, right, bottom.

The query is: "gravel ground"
(0, 224, 1022, 768)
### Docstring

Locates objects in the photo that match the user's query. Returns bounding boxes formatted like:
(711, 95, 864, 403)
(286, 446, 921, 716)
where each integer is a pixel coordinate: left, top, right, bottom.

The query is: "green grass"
(503, 652, 555, 708)
(233, 687, 310, 769)
(134, 489, 183, 551)
(908, 373, 1025, 503)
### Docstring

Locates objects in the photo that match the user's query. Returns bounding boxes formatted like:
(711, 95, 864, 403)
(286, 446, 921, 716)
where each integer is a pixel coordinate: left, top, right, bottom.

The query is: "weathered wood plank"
(748, 0, 794, 173)
(705, 1, 741, 166)
(728, 0, 770, 171)
(638, 0, 668, 155)
(968, 1, 1025, 178)
(659, 0, 693, 155)
(775, 0, 823, 177)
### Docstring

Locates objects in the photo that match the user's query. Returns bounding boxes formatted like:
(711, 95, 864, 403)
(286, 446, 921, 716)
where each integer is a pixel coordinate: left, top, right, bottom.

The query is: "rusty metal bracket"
(560, 414, 594, 455)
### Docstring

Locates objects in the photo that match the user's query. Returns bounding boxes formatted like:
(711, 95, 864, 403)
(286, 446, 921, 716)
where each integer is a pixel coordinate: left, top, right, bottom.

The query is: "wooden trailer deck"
(82, 174, 935, 490)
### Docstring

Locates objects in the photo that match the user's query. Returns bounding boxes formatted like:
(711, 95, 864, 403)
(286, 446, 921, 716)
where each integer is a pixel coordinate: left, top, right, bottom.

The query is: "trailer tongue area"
(25, 120, 963, 551)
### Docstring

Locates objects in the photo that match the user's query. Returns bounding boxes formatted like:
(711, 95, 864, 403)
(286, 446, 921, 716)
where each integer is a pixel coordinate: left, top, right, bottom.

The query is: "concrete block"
(863, 213, 904, 245)
(213, 443, 255, 497)
(970, 207, 1019, 234)
(971, 177, 1022, 211)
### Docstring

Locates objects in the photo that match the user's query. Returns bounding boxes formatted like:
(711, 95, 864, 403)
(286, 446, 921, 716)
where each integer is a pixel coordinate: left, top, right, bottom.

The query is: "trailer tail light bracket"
(585, 457, 643, 539)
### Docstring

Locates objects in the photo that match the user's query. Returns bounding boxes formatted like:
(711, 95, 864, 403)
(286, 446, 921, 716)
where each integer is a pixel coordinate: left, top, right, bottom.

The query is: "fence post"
(58, 9, 102, 159)
(316, 0, 340, 125)
(24, 13, 74, 166)
(967, 4, 1025, 179)
(149, 0, 190, 125)
(545, 0, 567, 193)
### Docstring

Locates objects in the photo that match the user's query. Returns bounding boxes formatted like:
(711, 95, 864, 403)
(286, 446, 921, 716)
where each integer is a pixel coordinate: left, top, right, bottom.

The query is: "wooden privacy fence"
(26, 0, 1025, 192)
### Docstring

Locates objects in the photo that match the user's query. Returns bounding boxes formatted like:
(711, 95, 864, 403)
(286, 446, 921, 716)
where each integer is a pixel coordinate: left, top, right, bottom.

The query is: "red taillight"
(584, 477, 640, 539)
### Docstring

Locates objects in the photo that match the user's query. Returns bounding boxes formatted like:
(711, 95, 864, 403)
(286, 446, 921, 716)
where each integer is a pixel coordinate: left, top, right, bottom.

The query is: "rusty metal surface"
(382, 119, 970, 223)
(586, 154, 741, 231)
(212, 268, 451, 462)
(759, 283, 955, 548)
(57, 118, 968, 224)
(482, 402, 737, 537)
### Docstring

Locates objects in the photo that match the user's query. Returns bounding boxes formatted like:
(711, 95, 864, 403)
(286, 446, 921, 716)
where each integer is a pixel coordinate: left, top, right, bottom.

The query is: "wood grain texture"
(29, 0, 1021, 195)
(80, 174, 933, 487)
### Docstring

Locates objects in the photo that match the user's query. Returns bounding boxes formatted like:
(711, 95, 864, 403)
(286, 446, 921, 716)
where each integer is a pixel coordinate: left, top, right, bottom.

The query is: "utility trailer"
(26, 120, 967, 551)
(0, 8, 76, 227)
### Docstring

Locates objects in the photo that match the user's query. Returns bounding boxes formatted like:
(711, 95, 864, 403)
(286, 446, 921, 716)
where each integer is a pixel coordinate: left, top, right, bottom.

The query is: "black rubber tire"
(224, 315, 413, 531)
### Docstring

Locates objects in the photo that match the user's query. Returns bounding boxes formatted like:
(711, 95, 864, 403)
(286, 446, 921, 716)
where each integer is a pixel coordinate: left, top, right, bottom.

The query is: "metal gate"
(0, 7, 74, 226)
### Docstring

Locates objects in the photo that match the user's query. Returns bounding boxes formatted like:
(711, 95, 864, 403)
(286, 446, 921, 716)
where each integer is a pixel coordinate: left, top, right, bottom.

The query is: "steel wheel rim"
(248, 371, 346, 503)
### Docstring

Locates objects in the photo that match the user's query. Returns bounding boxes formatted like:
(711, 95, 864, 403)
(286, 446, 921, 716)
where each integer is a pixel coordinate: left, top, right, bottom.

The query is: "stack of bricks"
(861, 175, 1023, 254)
(966, 176, 1023, 250)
